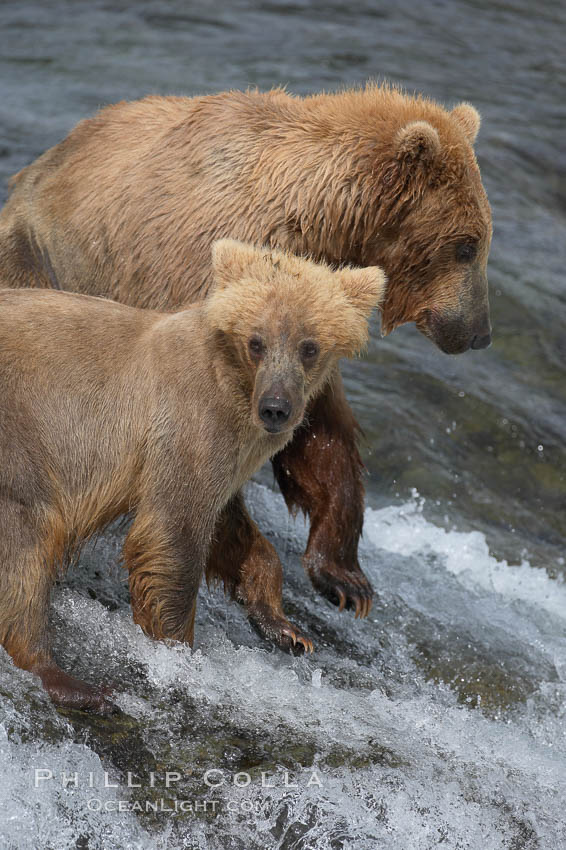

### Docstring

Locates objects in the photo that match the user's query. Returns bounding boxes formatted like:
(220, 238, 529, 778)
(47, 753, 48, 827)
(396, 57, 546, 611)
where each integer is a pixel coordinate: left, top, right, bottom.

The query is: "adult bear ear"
(339, 266, 387, 319)
(451, 103, 481, 144)
(395, 121, 441, 165)
(211, 239, 266, 290)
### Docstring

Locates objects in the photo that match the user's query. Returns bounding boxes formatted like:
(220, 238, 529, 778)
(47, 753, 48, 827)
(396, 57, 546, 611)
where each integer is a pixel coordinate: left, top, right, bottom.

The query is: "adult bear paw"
(248, 604, 314, 656)
(305, 556, 374, 619)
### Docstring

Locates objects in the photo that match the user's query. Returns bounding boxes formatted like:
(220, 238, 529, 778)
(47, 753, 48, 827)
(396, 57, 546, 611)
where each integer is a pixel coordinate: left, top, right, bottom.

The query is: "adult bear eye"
(455, 241, 478, 263)
(248, 335, 264, 358)
(300, 340, 319, 362)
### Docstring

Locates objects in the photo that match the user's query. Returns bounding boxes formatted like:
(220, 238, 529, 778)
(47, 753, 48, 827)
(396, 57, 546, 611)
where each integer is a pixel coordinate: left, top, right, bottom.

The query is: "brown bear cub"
(0, 239, 385, 713)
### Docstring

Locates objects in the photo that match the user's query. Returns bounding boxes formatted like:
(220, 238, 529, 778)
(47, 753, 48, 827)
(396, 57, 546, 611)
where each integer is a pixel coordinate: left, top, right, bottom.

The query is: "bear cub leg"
(0, 500, 116, 714)
(123, 509, 204, 646)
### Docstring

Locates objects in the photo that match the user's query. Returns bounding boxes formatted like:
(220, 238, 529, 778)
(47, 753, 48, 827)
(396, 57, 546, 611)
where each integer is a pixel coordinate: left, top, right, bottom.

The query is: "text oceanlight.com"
(33, 768, 324, 815)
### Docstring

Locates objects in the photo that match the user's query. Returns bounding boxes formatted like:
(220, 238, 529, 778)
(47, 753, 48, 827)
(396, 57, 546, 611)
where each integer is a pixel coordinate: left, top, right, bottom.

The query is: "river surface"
(0, 1, 565, 848)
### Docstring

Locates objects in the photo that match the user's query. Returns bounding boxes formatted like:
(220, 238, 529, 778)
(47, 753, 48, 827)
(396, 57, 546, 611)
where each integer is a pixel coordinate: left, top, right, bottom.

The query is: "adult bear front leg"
(272, 370, 373, 618)
(206, 494, 313, 655)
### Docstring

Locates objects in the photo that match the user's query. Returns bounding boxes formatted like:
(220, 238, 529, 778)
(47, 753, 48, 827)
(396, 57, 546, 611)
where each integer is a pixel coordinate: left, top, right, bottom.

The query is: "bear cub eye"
(248, 335, 265, 359)
(455, 241, 478, 263)
(300, 339, 320, 363)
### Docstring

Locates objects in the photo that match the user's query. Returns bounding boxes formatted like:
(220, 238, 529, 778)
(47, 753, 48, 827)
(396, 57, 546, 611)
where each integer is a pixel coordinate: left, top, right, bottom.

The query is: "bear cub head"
(206, 239, 386, 435)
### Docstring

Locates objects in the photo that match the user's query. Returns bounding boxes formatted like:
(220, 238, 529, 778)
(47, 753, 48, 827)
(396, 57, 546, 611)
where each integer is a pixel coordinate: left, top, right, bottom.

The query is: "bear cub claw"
(248, 605, 314, 656)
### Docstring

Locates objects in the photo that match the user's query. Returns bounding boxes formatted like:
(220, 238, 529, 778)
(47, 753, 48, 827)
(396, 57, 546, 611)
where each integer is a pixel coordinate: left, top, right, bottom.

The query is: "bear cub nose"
(259, 397, 292, 432)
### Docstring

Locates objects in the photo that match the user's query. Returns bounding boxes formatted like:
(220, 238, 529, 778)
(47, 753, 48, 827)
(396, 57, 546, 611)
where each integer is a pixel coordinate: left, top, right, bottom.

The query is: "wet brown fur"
(0, 240, 385, 710)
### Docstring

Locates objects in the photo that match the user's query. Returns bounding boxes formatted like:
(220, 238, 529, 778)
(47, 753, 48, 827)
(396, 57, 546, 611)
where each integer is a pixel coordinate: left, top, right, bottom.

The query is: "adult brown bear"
(0, 84, 492, 646)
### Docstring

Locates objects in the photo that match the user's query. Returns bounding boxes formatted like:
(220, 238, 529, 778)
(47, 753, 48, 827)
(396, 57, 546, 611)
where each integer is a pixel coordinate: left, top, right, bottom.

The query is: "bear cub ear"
(339, 266, 387, 318)
(451, 103, 481, 145)
(395, 121, 441, 164)
(211, 239, 266, 290)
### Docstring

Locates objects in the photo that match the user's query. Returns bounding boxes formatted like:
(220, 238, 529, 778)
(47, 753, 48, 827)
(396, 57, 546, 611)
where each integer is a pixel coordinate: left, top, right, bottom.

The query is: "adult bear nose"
(259, 397, 292, 431)
(471, 332, 492, 350)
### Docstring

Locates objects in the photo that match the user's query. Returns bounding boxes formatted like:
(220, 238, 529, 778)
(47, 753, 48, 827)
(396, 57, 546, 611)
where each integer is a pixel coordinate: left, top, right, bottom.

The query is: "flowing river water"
(0, 1, 565, 848)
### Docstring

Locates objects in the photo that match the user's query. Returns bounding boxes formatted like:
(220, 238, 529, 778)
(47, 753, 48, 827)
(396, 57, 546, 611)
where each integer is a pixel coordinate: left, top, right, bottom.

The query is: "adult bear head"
(281, 89, 492, 355)
(377, 104, 491, 354)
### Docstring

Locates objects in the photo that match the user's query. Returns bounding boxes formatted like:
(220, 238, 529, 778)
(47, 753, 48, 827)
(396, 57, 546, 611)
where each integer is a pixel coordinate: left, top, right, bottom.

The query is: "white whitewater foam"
(0, 483, 564, 849)
(362, 489, 566, 624)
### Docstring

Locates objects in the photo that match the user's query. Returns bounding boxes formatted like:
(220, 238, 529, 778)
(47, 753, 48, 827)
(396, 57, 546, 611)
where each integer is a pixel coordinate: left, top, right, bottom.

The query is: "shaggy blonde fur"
(0, 240, 385, 711)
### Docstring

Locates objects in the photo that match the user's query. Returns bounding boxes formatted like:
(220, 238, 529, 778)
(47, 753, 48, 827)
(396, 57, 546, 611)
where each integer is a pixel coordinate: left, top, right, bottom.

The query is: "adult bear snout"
(471, 332, 492, 350)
